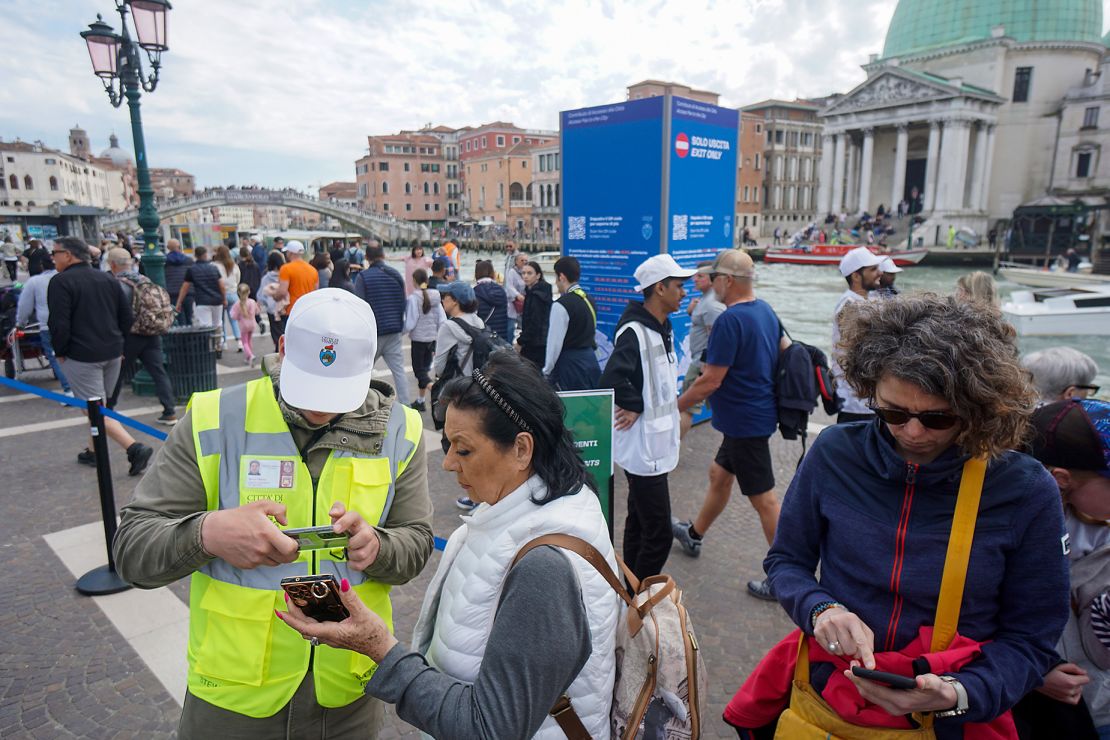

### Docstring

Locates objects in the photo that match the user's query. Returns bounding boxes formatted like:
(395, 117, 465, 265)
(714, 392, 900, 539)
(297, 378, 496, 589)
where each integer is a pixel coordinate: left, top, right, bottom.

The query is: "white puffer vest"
(613, 321, 680, 476)
(412, 476, 620, 739)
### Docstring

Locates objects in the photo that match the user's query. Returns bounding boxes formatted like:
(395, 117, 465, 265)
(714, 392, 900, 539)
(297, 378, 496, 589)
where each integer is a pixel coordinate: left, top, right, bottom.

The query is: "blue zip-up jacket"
(765, 420, 1069, 734)
(354, 262, 405, 336)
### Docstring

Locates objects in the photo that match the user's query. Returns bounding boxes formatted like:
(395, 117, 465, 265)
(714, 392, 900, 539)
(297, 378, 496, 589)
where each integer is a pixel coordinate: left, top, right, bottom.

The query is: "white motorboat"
(1002, 284, 1110, 336)
(998, 262, 1110, 289)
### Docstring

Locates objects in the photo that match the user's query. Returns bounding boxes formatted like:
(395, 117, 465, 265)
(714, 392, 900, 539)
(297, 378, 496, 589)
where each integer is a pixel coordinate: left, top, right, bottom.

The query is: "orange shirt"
(279, 259, 319, 315)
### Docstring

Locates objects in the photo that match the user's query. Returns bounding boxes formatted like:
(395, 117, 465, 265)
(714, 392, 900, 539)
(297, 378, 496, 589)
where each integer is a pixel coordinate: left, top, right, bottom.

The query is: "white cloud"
(1, 0, 1107, 188)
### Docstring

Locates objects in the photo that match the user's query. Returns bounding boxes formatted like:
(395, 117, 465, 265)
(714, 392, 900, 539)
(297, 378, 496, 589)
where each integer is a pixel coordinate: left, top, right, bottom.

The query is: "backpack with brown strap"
(513, 534, 707, 739)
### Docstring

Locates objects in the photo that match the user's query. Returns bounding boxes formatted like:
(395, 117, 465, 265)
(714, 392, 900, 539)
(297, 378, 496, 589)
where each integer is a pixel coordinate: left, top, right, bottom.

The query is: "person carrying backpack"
(105, 247, 177, 425)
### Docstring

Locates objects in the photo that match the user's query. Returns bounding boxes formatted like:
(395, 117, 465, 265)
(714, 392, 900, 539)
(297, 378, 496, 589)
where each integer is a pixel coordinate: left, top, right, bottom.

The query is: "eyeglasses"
(50, 250, 67, 256)
(1073, 384, 1101, 395)
(710, 271, 752, 281)
(870, 406, 963, 430)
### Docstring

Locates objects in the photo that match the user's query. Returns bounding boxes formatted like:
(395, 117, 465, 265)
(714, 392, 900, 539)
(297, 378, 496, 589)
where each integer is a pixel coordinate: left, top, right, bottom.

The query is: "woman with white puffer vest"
(278, 350, 621, 738)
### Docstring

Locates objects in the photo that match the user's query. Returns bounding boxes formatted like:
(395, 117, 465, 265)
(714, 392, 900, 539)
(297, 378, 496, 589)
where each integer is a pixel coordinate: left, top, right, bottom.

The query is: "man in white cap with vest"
(599, 253, 694, 581)
(833, 246, 883, 423)
(114, 287, 433, 738)
(875, 256, 903, 298)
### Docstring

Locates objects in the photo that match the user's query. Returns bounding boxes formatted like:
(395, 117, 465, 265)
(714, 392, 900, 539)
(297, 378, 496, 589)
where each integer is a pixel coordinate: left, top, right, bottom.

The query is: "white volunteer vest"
(613, 321, 680, 476)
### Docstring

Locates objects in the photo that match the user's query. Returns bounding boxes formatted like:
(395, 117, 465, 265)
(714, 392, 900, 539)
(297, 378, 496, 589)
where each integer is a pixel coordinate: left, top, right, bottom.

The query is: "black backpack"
(429, 317, 512, 430)
(776, 331, 841, 466)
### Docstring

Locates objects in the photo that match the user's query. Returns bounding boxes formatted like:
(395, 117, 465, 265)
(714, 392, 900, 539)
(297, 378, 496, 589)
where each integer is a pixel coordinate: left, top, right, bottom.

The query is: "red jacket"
(724, 628, 1017, 738)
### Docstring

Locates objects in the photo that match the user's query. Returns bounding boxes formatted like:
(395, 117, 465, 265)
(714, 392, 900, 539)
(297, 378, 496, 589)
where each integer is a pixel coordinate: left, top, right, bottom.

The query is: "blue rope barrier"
(2, 375, 449, 551)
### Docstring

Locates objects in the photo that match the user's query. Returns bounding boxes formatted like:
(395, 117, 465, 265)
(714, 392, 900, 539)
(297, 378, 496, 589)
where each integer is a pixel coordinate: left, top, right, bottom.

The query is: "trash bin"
(162, 325, 220, 403)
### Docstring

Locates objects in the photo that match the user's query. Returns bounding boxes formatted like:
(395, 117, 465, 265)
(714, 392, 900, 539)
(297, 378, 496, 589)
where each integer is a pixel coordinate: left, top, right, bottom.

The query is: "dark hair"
(525, 260, 544, 278)
(642, 276, 679, 301)
(194, 246, 208, 260)
(838, 293, 1037, 458)
(432, 258, 447, 273)
(329, 258, 350, 288)
(266, 250, 285, 271)
(311, 252, 331, 270)
(474, 259, 495, 280)
(413, 268, 431, 313)
(554, 256, 580, 283)
(410, 245, 424, 258)
(238, 246, 254, 264)
(56, 236, 90, 262)
(366, 245, 385, 263)
(439, 351, 592, 503)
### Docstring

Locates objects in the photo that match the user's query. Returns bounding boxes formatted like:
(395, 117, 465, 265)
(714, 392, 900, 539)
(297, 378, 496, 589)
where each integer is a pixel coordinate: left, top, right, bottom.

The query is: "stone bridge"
(100, 188, 429, 242)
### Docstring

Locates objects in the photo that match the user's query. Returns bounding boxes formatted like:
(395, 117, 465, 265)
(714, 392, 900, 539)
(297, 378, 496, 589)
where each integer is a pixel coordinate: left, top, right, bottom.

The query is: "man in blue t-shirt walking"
(673, 249, 788, 601)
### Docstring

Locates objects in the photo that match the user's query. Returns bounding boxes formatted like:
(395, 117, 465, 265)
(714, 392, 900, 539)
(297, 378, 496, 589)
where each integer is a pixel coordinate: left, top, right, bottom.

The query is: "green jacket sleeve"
(112, 410, 214, 589)
(365, 433, 434, 585)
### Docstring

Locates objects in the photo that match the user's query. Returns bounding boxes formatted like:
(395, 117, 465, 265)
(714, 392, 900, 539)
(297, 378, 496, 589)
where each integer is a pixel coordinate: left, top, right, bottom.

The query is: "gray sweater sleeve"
(365, 546, 593, 739)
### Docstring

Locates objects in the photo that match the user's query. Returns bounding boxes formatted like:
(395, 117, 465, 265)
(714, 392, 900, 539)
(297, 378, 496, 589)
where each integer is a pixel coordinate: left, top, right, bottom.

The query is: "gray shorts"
(64, 357, 122, 403)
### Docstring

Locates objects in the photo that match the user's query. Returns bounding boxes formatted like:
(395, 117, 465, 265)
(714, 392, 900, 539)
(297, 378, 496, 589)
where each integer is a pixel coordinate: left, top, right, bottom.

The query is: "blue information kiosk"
(560, 93, 739, 386)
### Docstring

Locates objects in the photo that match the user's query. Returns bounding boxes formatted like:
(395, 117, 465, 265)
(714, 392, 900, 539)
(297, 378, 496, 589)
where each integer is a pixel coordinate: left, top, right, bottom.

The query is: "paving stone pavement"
(0, 353, 818, 738)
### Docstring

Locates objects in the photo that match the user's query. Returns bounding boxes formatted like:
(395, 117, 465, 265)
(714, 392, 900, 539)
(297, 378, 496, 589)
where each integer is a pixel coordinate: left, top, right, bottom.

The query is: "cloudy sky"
(2, 0, 1107, 191)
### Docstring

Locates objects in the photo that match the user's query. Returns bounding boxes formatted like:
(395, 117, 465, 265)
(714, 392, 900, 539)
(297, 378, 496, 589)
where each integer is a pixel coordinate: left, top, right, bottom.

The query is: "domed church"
(817, 0, 1108, 248)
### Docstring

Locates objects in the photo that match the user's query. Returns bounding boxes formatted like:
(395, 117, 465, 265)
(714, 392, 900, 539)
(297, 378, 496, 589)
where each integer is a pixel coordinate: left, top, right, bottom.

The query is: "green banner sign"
(559, 389, 615, 538)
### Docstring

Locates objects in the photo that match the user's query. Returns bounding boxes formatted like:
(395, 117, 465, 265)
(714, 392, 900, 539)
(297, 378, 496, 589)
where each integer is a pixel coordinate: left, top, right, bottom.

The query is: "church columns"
(937, 119, 971, 211)
(817, 133, 833, 215)
(978, 124, 996, 212)
(831, 132, 846, 214)
(923, 120, 942, 212)
(858, 128, 875, 215)
(968, 122, 989, 212)
(845, 136, 858, 213)
(891, 124, 908, 209)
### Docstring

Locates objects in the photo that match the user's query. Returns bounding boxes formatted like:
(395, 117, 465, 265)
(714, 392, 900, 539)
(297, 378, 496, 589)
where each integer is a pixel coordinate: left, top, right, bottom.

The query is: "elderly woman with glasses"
(734, 294, 1070, 736)
(1022, 346, 1101, 405)
(278, 350, 621, 739)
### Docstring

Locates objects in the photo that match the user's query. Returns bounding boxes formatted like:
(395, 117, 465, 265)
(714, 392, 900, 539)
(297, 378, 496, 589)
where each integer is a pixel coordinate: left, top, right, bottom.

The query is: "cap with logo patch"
(279, 288, 378, 414)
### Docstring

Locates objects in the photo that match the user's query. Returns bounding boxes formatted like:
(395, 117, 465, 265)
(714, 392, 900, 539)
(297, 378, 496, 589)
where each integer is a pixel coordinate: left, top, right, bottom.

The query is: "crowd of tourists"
(4, 229, 1109, 739)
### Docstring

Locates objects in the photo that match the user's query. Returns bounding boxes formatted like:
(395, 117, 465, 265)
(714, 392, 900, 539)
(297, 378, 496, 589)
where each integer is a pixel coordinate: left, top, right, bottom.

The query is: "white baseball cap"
(633, 254, 696, 291)
(880, 257, 903, 274)
(283, 240, 305, 254)
(279, 288, 378, 414)
(838, 246, 883, 277)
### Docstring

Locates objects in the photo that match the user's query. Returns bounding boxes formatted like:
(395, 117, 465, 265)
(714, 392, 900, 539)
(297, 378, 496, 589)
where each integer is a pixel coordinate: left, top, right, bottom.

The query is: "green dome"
(882, 0, 1104, 59)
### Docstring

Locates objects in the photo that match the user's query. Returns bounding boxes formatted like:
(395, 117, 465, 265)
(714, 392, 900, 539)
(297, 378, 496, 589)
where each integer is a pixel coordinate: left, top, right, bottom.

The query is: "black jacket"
(47, 262, 132, 362)
(598, 301, 672, 414)
(474, 280, 509, 340)
(238, 260, 262, 299)
(517, 280, 552, 351)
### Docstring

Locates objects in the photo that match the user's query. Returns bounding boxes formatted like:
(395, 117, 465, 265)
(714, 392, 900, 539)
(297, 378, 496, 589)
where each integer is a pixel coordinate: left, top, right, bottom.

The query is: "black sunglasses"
(1074, 384, 1101, 395)
(870, 406, 962, 430)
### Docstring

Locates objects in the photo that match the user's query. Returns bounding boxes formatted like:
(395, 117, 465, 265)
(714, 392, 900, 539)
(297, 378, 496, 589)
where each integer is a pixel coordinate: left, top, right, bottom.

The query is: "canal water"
(385, 249, 1109, 393)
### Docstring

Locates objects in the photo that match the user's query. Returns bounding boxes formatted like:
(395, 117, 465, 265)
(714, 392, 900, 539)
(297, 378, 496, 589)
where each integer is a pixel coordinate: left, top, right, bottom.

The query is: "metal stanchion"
(75, 397, 132, 596)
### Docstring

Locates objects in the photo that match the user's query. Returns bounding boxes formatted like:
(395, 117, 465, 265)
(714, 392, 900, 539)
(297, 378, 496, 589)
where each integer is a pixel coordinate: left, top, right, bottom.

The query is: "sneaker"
(157, 412, 177, 426)
(746, 578, 776, 601)
(59, 390, 75, 408)
(411, 399, 426, 412)
(670, 518, 702, 558)
(77, 448, 97, 466)
(455, 496, 478, 511)
(127, 443, 154, 476)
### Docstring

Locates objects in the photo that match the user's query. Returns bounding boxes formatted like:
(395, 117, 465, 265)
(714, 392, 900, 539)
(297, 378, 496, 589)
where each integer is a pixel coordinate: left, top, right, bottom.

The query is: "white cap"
(283, 240, 305, 254)
(880, 257, 903, 274)
(249, 234, 261, 243)
(633, 254, 697, 292)
(279, 288, 377, 414)
(838, 246, 883, 277)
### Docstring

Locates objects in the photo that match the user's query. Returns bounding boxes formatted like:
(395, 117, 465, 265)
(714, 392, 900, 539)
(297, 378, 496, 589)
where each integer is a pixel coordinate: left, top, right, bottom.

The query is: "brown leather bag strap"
(511, 533, 635, 608)
(549, 694, 592, 740)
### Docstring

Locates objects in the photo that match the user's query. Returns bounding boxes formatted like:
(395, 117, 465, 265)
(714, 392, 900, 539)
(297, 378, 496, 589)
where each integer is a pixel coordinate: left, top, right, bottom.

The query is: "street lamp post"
(81, 0, 172, 288)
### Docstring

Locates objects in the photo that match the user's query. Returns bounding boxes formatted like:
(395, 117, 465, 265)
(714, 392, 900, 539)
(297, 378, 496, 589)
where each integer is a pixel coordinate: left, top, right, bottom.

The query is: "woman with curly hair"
(728, 294, 1069, 738)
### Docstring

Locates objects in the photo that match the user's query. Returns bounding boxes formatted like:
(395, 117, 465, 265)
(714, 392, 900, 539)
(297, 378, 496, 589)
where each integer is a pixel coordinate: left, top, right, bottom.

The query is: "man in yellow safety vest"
(114, 287, 434, 738)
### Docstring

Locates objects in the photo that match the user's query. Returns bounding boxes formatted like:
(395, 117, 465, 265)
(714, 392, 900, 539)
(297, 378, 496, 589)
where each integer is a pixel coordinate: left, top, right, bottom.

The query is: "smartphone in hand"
(280, 574, 350, 623)
(283, 525, 350, 551)
(851, 666, 918, 690)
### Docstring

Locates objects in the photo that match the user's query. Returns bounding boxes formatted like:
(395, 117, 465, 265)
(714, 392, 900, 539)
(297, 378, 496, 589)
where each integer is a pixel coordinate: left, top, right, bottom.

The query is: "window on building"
(403, 162, 410, 172)
(425, 203, 431, 211)
(496, 135, 505, 147)
(23, 175, 32, 189)
(379, 162, 389, 171)
(383, 203, 389, 211)
(756, 124, 762, 134)
(382, 182, 389, 194)
(406, 203, 412, 212)
(405, 183, 412, 194)
(743, 185, 749, 201)
(433, 182, 439, 195)
(775, 130, 784, 144)
(766, 129, 772, 144)
(554, 184, 560, 206)
(1076, 151, 1093, 178)
(755, 153, 761, 170)
(512, 136, 521, 144)
(482, 137, 488, 148)
(1083, 106, 1100, 129)
(435, 203, 440, 211)
(1013, 67, 1032, 103)
(423, 182, 429, 194)
(49, 176, 58, 191)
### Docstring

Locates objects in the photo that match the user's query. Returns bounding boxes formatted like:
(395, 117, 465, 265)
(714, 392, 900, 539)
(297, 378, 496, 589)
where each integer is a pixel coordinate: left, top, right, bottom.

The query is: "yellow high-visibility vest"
(186, 376, 422, 718)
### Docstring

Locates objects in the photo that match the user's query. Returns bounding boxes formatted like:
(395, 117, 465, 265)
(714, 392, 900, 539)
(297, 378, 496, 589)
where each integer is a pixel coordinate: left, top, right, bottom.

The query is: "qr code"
(672, 214, 688, 241)
(568, 216, 586, 240)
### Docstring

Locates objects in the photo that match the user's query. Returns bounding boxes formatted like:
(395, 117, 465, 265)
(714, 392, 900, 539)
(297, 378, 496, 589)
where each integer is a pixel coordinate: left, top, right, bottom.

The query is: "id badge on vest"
(240, 454, 299, 505)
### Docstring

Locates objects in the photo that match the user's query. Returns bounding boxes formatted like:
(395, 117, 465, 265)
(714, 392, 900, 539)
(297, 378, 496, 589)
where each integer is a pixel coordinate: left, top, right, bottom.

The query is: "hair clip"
(472, 369, 533, 434)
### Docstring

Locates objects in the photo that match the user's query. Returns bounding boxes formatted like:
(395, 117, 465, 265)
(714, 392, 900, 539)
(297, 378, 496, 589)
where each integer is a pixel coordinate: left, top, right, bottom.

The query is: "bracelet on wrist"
(809, 600, 846, 630)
